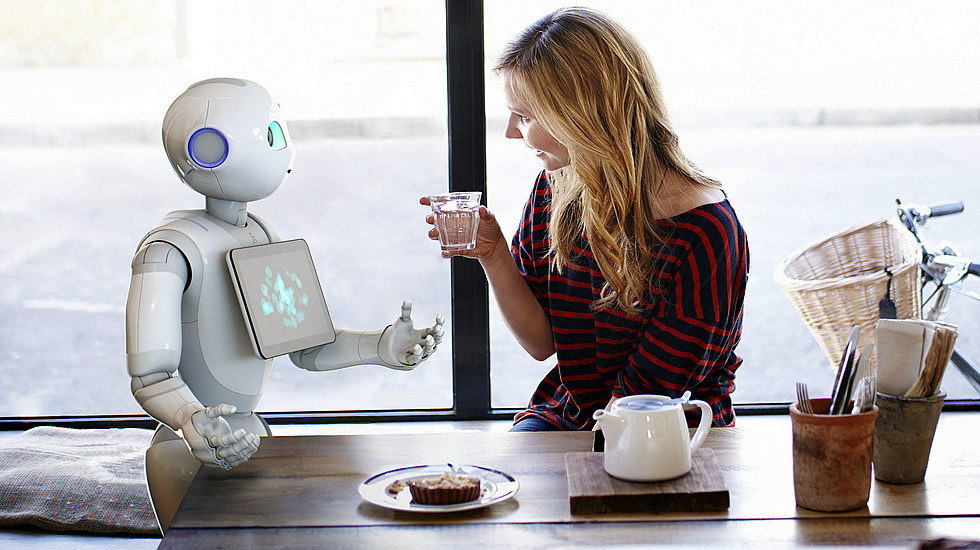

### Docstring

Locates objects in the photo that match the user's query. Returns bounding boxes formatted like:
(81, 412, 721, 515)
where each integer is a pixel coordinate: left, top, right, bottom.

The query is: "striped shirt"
(511, 171, 749, 429)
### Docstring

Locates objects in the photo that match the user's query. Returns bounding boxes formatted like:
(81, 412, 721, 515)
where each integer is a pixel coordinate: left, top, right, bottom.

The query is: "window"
(1, 1, 977, 424)
(483, 1, 980, 407)
(0, 0, 454, 418)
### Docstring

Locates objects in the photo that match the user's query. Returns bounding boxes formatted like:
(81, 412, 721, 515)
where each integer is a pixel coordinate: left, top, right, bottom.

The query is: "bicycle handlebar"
(923, 201, 965, 218)
(896, 198, 977, 280)
(895, 198, 965, 235)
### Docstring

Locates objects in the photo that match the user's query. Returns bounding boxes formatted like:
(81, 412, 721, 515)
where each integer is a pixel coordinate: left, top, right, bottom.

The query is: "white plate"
(359, 464, 519, 513)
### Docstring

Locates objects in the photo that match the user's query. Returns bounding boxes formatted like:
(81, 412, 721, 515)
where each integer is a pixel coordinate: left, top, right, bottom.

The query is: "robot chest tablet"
(226, 238, 337, 360)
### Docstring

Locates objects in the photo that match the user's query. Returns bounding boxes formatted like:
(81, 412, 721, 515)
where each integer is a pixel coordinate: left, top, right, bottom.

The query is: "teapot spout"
(592, 408, 625, 445)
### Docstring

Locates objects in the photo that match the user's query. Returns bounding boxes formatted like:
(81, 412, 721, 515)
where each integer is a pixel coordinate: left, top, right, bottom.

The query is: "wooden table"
(159, 413, 980, 548)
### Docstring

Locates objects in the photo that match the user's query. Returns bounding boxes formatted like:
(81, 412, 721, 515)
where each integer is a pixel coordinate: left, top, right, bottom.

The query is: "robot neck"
(206, 197, 248, 227)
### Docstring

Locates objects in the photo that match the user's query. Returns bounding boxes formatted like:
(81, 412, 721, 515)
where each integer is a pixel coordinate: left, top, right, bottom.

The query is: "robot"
(125, 77, 444, 532)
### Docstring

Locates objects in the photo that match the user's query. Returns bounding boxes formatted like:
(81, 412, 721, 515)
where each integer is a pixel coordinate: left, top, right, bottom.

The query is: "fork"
(866, 373, 877, 408)
(796, 382, 814, 414)
(851, 375, 877, 414)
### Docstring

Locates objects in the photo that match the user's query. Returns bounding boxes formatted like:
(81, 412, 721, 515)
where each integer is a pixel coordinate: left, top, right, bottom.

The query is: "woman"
(423, 7, 749, 430)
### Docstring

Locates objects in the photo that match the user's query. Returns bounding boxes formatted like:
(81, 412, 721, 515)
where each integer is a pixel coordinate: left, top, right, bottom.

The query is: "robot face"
(162, 78, 296, 202)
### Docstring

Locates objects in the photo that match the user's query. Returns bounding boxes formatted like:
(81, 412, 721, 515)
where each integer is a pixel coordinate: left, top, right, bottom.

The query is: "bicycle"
(895, 199, 980, 393)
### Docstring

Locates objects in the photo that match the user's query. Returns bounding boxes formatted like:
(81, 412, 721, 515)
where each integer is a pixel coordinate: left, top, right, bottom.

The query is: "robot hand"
(181, 404, 261, 470)
(377, 300, 445, 370)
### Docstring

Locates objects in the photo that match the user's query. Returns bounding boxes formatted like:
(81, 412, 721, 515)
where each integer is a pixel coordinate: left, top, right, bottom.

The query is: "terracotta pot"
(790, 397, 878, 512)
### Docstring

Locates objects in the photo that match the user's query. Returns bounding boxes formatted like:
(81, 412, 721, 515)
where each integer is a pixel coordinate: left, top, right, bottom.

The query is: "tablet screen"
(227, 239, 336, 359)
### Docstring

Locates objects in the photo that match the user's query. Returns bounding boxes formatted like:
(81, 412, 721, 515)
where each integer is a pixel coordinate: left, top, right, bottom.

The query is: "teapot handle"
(688, 400, 712, 452)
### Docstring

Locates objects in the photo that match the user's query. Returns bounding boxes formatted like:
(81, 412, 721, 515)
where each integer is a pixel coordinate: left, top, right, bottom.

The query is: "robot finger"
(220, 435, 259, 460)
(403, 344, 423, 366)
(215, 446, 234, 460)
(220, 455, 247, 469)
(212, 428, 247, 448)
(400, 300, 414, 322)
(422, 334, 436, 354)
(207, 429, 236, 448)
(207, 403, 237, 419)
(430, 318, 445, 343)
(209, 451, 235, 470)
(215, 442, 246, 462)
(245, 440, 260, 456)
(233, 433, 260, 454)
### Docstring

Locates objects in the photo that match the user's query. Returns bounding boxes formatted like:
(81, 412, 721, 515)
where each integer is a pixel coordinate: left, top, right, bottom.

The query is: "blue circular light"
(188, 128, 229, 168)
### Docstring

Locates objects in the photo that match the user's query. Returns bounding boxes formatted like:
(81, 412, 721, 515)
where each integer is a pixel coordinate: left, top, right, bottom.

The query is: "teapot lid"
(613, 391, 691, 412)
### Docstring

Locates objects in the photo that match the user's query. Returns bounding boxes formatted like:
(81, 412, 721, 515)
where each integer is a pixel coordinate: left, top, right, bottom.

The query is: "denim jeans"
(508, 415, 560, 432)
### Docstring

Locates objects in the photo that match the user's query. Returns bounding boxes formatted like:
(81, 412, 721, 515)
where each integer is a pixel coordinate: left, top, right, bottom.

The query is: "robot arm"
(290, 301, 445, 372)
(126, 241, 259, 469)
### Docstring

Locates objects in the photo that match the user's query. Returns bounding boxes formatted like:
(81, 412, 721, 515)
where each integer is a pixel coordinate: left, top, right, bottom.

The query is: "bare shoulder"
(656, 175, 726, 219)
(690, 186, 726, 209)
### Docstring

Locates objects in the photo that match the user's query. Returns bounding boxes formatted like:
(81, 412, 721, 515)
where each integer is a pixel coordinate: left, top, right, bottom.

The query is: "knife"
(830, 326, 860, 415)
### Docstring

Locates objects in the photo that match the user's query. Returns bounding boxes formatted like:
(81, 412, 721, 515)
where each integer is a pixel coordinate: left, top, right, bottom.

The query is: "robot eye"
(268, 121, 286, 151)
(188, 128, 229, 168)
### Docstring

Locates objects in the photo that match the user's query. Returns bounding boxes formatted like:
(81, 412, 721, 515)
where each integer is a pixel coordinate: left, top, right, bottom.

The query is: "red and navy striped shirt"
(511, 171, 749, 429)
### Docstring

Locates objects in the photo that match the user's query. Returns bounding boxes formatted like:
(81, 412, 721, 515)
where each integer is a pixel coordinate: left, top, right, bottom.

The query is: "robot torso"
(137, 209, 278, 412)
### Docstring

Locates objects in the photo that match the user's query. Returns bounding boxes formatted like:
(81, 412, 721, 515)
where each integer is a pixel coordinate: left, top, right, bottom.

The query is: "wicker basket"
(773, 217, 922, 369)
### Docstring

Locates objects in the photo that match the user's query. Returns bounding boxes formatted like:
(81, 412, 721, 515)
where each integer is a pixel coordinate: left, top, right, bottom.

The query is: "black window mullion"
(446, 0, 490, 419)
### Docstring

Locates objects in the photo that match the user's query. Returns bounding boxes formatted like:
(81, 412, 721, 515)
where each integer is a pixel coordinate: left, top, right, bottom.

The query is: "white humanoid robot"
(125, 77, 444, 533)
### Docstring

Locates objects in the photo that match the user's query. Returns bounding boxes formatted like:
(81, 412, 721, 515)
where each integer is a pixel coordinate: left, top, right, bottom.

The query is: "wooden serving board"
(565, 448, 729, 515)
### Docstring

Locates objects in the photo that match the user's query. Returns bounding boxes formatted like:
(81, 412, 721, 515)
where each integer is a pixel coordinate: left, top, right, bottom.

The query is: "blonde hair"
(493, 7, 720, 314)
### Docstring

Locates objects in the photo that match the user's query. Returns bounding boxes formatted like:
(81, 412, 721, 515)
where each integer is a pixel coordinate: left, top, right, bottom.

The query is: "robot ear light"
(188, 127, 229, 168)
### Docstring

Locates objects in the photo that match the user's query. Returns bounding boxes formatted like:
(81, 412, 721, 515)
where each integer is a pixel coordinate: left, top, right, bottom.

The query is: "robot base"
(144, 413, 271, 533)
(144, 426, 198, 534)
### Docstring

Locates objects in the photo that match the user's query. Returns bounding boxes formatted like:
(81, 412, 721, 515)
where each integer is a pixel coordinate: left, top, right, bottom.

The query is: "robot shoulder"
(133, 240, 190, 285)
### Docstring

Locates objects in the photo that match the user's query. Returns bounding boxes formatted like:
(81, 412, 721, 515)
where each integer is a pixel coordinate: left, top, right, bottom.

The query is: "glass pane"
(0, 0, 451, 416)
(485, 1, 980, 408)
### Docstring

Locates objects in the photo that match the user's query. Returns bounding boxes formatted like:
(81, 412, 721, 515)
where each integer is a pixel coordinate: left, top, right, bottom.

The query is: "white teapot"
(592, 392, 711, 482)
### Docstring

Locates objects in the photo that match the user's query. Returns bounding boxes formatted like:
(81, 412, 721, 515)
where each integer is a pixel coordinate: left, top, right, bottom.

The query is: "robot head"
(162, 78, 296, 202)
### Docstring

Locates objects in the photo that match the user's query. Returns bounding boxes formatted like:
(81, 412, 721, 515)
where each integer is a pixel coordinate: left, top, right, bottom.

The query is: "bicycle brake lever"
(934, 255, 971, 285)
(919, 262, 946, 283)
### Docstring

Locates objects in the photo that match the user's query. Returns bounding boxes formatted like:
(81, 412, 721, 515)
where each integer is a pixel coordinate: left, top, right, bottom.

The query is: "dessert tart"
(407, 472, 481, 505)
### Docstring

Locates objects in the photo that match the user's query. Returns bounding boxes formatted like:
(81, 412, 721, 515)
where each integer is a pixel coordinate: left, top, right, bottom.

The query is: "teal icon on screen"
(259, 265, 309, 328)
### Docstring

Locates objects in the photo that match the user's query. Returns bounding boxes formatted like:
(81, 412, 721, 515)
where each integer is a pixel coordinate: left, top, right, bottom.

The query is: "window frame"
(2, 0, 977, 431)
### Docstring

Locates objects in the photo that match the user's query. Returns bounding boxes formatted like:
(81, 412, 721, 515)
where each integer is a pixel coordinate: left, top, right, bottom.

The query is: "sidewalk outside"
(1, 1, 979, 416)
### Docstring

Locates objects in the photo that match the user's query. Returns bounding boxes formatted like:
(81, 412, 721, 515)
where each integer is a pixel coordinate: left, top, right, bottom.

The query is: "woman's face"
(502, 75, 570, 171)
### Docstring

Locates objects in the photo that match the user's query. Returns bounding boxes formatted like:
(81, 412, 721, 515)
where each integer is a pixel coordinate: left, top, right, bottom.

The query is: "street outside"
(1, 1, 979, 417)
(1, 123, 978, 417)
